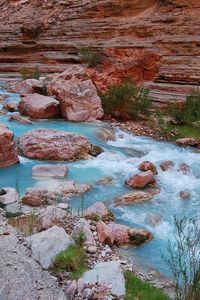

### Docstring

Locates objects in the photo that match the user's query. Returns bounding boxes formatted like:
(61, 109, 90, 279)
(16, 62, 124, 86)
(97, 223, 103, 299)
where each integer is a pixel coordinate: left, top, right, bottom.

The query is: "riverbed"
(1, 82, 200, 278)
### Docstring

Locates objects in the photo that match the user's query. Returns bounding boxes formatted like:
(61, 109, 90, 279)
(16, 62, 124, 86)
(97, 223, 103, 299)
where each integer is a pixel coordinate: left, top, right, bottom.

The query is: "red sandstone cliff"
(0, 0, 200, 108)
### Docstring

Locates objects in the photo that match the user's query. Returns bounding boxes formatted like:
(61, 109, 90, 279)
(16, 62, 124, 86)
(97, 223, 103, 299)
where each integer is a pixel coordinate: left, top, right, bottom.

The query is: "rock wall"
(0, 0, 200, 108)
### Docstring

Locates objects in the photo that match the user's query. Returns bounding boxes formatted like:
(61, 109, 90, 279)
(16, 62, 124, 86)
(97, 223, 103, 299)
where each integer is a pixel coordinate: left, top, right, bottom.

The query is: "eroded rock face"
(125, 170, 155, 188)
(18, 128, 91, 161)
(18, 93, 61, 118)
(49, 66, 103, 122)
(0, 123, 19, 168)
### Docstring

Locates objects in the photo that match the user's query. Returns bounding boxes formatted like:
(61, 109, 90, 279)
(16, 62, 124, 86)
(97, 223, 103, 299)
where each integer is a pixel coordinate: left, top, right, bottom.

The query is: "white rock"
(72, 218, 96, 246)
(0, 188, 19, 205)
(82, 261, 125, 296)
(37, 205, 67, 229)
(32, 164, 68, 178)
(26, 226, 74, 269)
(57, 203, 69, 210)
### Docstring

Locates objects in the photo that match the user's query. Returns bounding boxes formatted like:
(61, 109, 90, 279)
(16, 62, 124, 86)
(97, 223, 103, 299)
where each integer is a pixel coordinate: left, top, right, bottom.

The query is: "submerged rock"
(160, 160, 174, 171)
(32, 164, 68, 178)
(178, 163, 191, 174)
(97, 176, 113, 185)
(97, 127, 116, 142)
(180, 191, 191, 199)
(0, 123, 19, 168)
(18, 93, 61, 119)
(3, 101, 18, 112)
(145, 214, 163, 226)
(18, 128, 91, 161)
(49, 65, 103, 122)
(26, 225, 74, 269)
(115, 191, 152, 206)
(82, 261, 125, 297)
(125, 170, 155, 188)
(139, 161, 158, 175)
(9, 113, 32, 124)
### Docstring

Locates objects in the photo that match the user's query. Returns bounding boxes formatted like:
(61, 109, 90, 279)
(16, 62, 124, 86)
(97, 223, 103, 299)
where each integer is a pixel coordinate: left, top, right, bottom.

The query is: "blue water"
(1, 83, 200, 276)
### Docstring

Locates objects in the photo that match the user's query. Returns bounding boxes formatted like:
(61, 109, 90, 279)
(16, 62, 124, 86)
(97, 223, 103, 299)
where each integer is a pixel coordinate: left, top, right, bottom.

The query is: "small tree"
(162, 217, 200, 300)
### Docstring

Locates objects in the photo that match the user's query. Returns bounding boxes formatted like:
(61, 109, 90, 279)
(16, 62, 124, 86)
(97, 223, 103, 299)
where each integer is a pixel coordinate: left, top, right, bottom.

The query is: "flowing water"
(1, 83, 200, 277)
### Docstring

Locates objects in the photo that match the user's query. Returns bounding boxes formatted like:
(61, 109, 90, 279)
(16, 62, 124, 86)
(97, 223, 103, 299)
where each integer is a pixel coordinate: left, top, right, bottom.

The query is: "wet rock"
(160, 160, 174, 171)
(97, 127, 115, 141)
(49, 65, 103, 122)
(3, 101, 18, 112)
(32, 164, 68, 178)
(82, 261, 126, 297)
(180, 191, 191, 199)
(145, 214, 163, 226)
(139, 161, 158, 175)
(72, 218, 96, 246)
(9, 113, 32, 124)
(18, 93, 61, 118)
(89, 144, 103, 157)
(37, 205, 67, 229)
(22, 188, 57, 207)
(18, 128, 91, 161)
(0, 123, 19, 168)
(84, 202, 110, 220)
(56, 181, 91, 196)
(115, 191, 152, 206)
(26, 225, 74, 269)
(0, 188, 19, 205)
(124, 147, 146, 158)
(176, 138, 199, 147)
(125, 170, 155, 188)
(178, 163, 191, 174)
(97, 176, 113, 185)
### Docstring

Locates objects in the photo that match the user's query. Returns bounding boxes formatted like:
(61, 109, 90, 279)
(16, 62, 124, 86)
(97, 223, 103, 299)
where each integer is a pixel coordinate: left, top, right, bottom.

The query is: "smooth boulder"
(18, 128, 91, 161)
(84, 202, 110, 220)
(49, 65, 103, 122)
(139, 161, 157, 175)
(125, 170, 155, 188)
(115, 191, 152, 206)
(0, 188, 18, 205)
(18, 93, 61, 118)
(32, 164, 68, 178)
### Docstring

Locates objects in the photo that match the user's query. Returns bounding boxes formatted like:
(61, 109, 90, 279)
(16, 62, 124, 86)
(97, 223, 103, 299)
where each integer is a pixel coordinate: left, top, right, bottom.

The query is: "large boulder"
(0, 123, 19, 168)
(26, 225, 74, 269)
(32, 164, 68, 178)
(49, 65, 103, 122)
(18, 93, 61, 118)
(82, 261, 125, 297)
(0, 188, 19, 205)
(18, 128, 91, 161)
(125, 170, 155, 188)
(22, 188, 57, 207)
(96, 221, 152, 247)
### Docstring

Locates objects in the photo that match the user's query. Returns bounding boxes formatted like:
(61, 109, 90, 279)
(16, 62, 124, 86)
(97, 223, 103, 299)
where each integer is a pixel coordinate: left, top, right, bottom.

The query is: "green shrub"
(154, 112, 174, 140)
(162, 217, 200, 300)
(79, 48, 102, 67)
(52, 244, 87, 280)
(101, 79, 152, 120)
(20, 66, 41, 80)
(125, 271, 171, 300)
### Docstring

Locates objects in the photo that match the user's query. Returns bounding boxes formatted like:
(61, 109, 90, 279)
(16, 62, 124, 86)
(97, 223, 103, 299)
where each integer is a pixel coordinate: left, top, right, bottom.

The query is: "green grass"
(175, 125, 200, 139)
(125, 272, 171, 300)
(51, 244, 88, 280)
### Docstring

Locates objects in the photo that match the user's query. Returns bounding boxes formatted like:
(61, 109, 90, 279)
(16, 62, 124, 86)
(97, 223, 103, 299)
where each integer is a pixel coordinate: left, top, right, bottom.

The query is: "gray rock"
(0, 188, 19, 205)
(72, 218, 96, 246)
(37, 205, 67, 229)
(57, 203, 69, 210)
(56, 181, 91, 197)
(64, 280, 77, 300)
(82, 261, 125, 297)
(26, 226, 74, 269)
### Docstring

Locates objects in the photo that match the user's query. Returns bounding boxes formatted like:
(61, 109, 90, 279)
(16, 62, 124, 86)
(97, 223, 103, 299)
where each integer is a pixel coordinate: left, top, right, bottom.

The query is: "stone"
(115, 191, 152, 206)
(49, 65, 103, 122)
(18, 93, 61, 118)
(139, 161, 158, 175)
(176, 138, 199, 147)
(57, 203, 69, 210)
(32, 164, 68, 178)
(37, 205, 67, 229)
(22, 188, 57, 207)
(77, 278, 85, 295)
(84, 202, 109, 220)
(160, 160, 174, 171)
(178, 163, 191, 174)
(56, 181, 91, 196)
(64, 280, 77, 300)
(97, 128, 116, 141)
(26, 225, 74, 269)
(3, 101, 18, 112)
(89, 144, 103, 157)
(9, 79, 45, 95)
(18, 128, 91, 161)
(21, 20, 45, 37)
(0, 219, 66, 299)
(97, 176, 113, 185)
(87, 245, 97, 254)
(125, 170, 155, 188)
(9, 113, 32, 124)
(0, 123, 19, 168)
(0, 188, 18, 205)
(180, 191, 191, 199)
(72, 218, 96, 246)
(82, 261, 126, 297)
(96, 221, 114, 247)
(145, 214, 163, 226)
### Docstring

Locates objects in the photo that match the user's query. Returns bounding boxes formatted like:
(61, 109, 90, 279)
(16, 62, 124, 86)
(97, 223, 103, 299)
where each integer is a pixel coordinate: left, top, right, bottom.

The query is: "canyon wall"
(0, 0, 200, 108)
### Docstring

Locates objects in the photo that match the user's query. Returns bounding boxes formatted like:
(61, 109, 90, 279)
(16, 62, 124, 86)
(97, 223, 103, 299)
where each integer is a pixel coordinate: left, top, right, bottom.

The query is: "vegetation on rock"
(20, 66, 41, 80)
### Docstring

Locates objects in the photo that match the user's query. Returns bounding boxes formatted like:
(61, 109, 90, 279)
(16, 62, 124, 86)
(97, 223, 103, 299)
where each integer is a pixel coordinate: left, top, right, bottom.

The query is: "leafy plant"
(101, 79, 152, 120)
(79, 48, 102, 67)
(162, 217, 200, 300)
(20, 66, 41, 80)
(154, 112, 174, 140)
(73, 231, 86, 247)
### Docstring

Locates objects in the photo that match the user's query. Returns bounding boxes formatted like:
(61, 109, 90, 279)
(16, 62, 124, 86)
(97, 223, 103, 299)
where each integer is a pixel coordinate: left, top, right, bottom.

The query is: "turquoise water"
(1, 83, 200, 276)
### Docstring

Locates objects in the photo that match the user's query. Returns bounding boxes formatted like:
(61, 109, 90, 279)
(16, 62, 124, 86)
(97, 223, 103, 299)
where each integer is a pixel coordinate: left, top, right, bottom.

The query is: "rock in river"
(125, 170, 155, 188)
(32, 164, 68, 178)
(18, 128, 91, 161)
